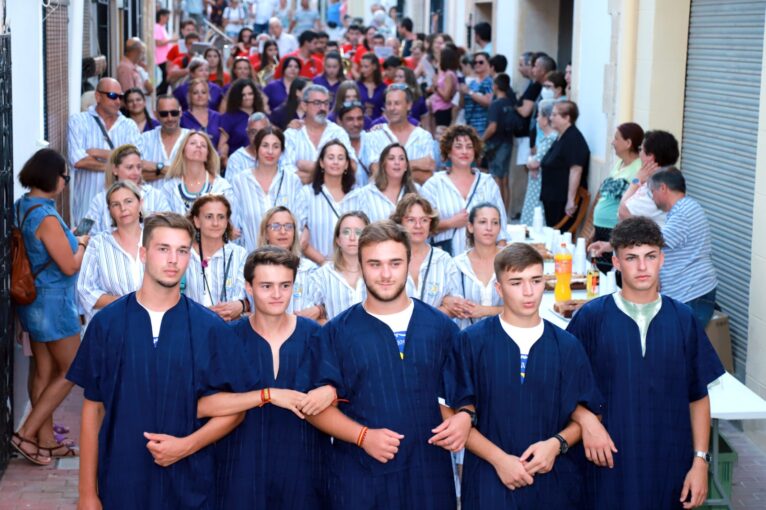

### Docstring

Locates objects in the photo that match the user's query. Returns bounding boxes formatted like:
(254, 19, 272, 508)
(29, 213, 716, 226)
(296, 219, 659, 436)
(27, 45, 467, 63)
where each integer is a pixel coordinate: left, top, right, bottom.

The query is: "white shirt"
(67, 105, 143, 224)
(230, 168, 306, 252)
(283, 122, 358, 175)
(84, 183, 170, 235)
(351, 131, 376, 188)
(405, 246, 460, 308)
(137, 297, 165, 346)
(453, 251, 502, 329)
(162, 175, 235, 214)
(498, 316, 544, 355)
(309, 263, 366, 320)
(225, 147, 258, 180)
(184, 242, 248, 307)
(300, 184, 354, 260)
(366, 299, 415, 359)
(78, 231, 144, 322)
(290, 257, 318, 313)
(253, 0, 278, 23)
(140, 127, 190, 189)
(625, 183, 667, 227)
(366, 125, 434, 167)
(421, 170, 510, 255)
(274, 31, 299, 57)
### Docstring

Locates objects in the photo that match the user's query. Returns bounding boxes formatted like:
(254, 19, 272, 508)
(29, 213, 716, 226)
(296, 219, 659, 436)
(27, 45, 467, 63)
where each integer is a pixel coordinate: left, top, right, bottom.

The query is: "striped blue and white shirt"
(299, 185, 354, 260)
(140, 127, 190, 189)
(77, 230, 144, 322)
(421, 170, 509, 255)
(162, 175, 235, 215)
(308, 263, 366, 320)
(365, 125, 434, 166)
(343, 182, 420, 223)
(453, 251, 502, 329)
(660, 196, 717, 303)
(184, 242, 248, 307)
(283, 122, 358, 174)
(352, 131, 377, 188)
(225, 146, 257, 180)
(290, 257, 318, 314)
(405, 246, 460, 308)
(67, 105, 143, 224)
(83, 184, 171, 235)
(230, 168, 307, 252)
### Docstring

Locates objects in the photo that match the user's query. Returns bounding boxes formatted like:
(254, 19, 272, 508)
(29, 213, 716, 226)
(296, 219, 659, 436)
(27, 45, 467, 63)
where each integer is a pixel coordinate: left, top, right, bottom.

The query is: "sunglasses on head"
(389, 83, 408, 91)
(158, 110, 181, 118)
(97, 90, 123, 100)
(342, 100, 363, 108)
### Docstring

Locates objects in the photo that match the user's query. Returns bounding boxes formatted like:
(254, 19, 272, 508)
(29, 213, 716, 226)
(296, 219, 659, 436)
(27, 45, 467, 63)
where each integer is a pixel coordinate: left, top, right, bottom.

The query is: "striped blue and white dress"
(230, 167, 307, 252)
(405, 246, 461, 309)
(162, 175, 234, 215)
(299, 185, 354, 260)
(290, 257, 318, 314)
(453, 251, 502, 330)
(67, 106, 143, 224)
(283, 122, 358, 174)
(421, 170, 509, 256)
(140, 127, 190, 190)
(308, 263, 366, 320)
(83, 183, 171, 235)
(184, 242, 248, 308)
(343, 183, 420, 223)
(365, 125, 434, 166)
(77, 230, 144, 322)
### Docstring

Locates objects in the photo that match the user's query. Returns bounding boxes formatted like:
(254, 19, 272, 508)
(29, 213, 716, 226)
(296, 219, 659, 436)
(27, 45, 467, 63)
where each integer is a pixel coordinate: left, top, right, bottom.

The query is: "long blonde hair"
(166, 131, 221, 179)
(105, 144, 142, 188)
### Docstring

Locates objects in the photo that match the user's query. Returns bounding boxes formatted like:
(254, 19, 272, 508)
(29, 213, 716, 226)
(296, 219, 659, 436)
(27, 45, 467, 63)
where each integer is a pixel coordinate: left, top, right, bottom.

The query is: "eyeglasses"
(304, 99, 331, 107)
(340, 227, 363, 238)
(60, 173, 71, 185)
(158, 110, 181, 118)
(341, 100, 363, 108)
(97, 90, 123, 101)
(404, 216, 431, 226)
(268, 222, 295, 232)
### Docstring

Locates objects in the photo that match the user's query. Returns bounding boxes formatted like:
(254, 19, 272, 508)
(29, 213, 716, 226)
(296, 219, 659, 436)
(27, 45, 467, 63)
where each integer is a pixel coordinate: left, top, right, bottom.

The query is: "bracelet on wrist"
(259, 388, 271, 407)
(78, 242, 87, 249)
(356, 426, 369, 448)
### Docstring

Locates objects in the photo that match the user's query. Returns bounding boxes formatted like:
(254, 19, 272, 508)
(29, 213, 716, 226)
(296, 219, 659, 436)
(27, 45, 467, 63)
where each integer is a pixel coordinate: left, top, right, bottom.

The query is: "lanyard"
(200, 244, 233, 304)
(419, 247, 435, 301)
(320, 189, 341, 219)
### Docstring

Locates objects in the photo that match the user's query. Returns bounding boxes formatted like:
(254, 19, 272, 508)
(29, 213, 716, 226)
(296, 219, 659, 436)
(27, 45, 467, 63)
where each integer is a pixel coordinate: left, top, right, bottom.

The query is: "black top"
(540, 125, 590, 203)
(487, 96, 516, 143)
(516, 81, 542, 137)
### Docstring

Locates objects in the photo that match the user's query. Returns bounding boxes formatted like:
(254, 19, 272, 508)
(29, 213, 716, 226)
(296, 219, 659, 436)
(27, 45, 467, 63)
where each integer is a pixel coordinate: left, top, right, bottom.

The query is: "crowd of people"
(9, 3, 726, 509)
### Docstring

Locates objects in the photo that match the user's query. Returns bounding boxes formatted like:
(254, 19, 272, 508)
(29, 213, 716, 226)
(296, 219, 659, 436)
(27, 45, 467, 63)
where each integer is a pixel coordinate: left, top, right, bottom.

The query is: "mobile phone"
(74, 218, 95, 236)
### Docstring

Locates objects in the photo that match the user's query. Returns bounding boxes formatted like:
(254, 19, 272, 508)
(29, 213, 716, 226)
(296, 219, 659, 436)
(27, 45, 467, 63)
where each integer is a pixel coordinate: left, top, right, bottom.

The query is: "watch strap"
(457, 408, 477, 427)
(694, 450, 711, 463)
(554, 433, 569, 454)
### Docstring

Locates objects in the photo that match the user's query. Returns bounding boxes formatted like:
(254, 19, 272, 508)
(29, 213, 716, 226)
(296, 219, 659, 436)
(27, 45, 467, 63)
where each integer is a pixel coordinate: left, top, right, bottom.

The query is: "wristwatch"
(553, 434, 569, 455)
(457, 408, 478, 428)
(155, 162, 165, 176)
(694, 450, 711, 463)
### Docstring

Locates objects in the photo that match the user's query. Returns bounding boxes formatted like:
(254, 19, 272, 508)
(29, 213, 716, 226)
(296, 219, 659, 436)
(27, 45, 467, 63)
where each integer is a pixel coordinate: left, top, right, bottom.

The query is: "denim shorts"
(488, 142, 513, 178)
(17, 286, 81, 342)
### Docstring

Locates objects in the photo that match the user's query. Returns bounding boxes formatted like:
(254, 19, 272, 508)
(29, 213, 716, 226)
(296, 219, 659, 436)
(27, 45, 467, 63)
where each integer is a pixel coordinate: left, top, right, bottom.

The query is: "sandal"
(39, 443, 79, 458)
(11, 432, 51, 466)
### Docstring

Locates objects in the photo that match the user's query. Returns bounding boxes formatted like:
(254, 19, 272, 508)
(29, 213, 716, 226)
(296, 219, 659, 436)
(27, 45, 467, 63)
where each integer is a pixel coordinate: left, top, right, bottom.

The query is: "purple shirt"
(180, 109, 222, 147)
(143, 117, 161, 133)
(411, 96, 428, 120)
(312, 75, 342, 102)
(263, 80, 290, 112)
(173, 81, 224, 111)
(328, 111, 373, 131)
(370, 115, 419, 128)
(220, 110, 251, 155)
(357, 81, 386, 119)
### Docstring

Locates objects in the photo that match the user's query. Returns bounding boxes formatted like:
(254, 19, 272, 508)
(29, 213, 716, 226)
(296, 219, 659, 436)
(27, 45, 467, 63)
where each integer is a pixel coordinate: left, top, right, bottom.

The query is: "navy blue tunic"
(457, 317, 603, 509)
(67, 293, 249, 510)
(566, 295, 725, 510)
(309, 300, 470, 510)
(215, 316, 328, 509)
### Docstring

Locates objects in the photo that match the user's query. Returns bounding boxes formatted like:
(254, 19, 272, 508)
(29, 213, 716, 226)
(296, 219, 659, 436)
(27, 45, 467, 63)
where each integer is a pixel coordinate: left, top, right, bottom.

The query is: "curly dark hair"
(439, 124, 483, 163)
(225, 79, 264, 114)
(610, 216, 665, 253)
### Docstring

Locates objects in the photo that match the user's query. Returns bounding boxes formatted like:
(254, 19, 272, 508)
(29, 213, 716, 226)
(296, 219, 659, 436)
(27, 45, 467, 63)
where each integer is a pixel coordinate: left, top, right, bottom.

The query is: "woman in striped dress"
(301, 139, 356, 264)
(257, 206, 318, 316)
(162, 131, 234, 214)
(78, 181, 146, 323)
(305, 211, 370, 322)
(83, 145, 170, 235)
(184, 194, 249, 321)
(343, 143, 418, 222)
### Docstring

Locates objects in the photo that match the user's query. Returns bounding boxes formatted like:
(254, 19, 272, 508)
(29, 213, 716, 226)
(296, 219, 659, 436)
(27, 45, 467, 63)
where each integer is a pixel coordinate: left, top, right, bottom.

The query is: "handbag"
(11, 203, 52, 305)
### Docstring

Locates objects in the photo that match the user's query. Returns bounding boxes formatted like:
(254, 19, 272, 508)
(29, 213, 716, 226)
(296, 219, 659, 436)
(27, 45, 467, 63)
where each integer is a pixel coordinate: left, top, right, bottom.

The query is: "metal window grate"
(0, 30, 14, 477)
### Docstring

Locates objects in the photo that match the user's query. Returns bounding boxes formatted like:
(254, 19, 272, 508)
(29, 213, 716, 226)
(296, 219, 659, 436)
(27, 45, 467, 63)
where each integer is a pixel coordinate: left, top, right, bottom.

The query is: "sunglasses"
(472, 60, 486, 66)
(97, 90, 123, 100)
(341, 100, 363, 108)
(388, 83, 409, 91)
(60, 173, 71, 185)
(158, 110, 181, 118)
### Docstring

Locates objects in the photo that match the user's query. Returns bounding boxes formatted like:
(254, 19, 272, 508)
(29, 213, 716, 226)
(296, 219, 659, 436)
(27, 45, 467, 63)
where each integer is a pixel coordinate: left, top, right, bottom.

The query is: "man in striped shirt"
(649, 167, 718, 326)
(67, 78, 142, 225)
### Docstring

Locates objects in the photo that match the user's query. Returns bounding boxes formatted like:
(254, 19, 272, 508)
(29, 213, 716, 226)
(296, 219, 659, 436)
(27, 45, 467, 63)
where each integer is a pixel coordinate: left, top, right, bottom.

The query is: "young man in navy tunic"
(567, 217, 724, 510)
(458, 243, 603, 509)
(68, 213, 248, 510)
(306, 220, 474, 510)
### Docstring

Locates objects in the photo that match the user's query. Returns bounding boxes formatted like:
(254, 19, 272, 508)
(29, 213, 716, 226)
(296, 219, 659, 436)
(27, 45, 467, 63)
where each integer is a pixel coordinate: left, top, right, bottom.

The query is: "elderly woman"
(520, 99, 557, 225)
(173, 57, 224, 111)
(540, 100, 590, 229)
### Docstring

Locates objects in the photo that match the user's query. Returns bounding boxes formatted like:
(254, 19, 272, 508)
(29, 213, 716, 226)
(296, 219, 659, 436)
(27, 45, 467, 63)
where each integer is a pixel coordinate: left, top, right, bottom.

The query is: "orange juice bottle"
(554, 242, 572, 303)
(586, 252, 600, 299)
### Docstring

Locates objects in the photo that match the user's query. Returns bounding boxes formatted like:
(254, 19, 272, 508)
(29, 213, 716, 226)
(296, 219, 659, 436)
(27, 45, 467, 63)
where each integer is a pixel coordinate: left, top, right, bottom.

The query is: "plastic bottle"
(586, 252, 600, 299)
(554, 242, 572, 303)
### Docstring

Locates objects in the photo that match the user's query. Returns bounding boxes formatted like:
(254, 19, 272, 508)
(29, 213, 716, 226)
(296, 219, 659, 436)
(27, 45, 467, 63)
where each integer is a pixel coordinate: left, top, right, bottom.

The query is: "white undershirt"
(137, 298, 166, 347)
(499, 316, 544, 355)
(366, 299, 415, 359)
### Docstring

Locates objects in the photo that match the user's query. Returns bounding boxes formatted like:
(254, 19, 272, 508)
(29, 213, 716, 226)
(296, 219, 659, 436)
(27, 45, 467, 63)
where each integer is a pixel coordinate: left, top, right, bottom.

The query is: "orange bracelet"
(356, 426, 368, 448)
(260, 388, 271, 407)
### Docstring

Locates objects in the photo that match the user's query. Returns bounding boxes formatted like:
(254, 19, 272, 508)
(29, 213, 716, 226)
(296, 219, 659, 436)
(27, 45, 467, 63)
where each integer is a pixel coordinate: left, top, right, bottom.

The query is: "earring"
(223, 232, 229, 243)
(139, 211, 144, 223)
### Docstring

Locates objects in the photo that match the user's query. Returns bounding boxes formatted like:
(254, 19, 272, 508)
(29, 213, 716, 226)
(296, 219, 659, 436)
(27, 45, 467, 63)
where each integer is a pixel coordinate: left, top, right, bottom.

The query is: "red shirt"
(404, 57, 418, 70)
(274, 51, 324, 79)
(249, 53, 262, 70)
(166, 44, 182, 63)
(210, 71, 231, 86)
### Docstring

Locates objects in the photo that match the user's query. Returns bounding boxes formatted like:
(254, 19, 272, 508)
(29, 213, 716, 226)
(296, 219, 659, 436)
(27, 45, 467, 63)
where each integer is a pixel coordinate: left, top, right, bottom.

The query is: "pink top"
(154, 23, 171, 64)
(431, 70, 457, 112)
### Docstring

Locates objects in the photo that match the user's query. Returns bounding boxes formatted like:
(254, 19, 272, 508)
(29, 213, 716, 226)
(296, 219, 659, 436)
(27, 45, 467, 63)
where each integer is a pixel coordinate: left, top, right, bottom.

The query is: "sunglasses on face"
(342, 100, 363, 108)
(472, 60, 486, 66)
(158, 110, 181, 118)
(97, 90, 123, 100)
